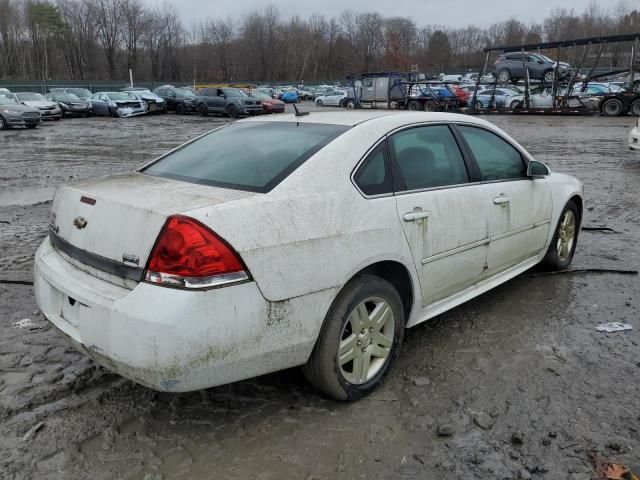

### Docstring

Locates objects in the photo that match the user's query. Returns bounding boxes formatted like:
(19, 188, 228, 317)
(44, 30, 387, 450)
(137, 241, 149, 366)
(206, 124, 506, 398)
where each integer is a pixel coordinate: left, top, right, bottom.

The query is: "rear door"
(390, 124, 492, 307)
(455, 125, 551, 274)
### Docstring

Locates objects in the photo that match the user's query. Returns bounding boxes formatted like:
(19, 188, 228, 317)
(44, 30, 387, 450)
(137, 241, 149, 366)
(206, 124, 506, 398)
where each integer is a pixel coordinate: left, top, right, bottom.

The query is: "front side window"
(390, 125, 469, 191)
(457, 126, 526, 181)
(143, 122, 350, 193)
(354, 142, 392, 196)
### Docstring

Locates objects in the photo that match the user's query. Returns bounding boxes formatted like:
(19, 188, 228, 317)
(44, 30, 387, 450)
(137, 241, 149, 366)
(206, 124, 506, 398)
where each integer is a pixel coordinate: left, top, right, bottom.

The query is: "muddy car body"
(34, 111, 583, 400)
(90, 92, 146, 118)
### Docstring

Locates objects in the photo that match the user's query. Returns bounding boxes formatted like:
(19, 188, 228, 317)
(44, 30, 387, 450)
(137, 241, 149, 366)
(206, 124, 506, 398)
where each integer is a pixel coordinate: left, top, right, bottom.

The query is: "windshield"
(222, 88, 246, 97)
(251, 91, 271, 100)
(68, 88, 92, 97)
(176, 89, 195, 99)
(17, 93, 45, 101)
(143, 122, 350, 193)
(0, 95, 18, 105)
(108, 92, 138, 101)
(53, 93, 81, 102)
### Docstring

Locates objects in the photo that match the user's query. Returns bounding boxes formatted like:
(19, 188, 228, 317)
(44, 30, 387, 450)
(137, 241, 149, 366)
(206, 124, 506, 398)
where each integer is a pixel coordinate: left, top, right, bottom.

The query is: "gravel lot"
(1, 105, 639, 480)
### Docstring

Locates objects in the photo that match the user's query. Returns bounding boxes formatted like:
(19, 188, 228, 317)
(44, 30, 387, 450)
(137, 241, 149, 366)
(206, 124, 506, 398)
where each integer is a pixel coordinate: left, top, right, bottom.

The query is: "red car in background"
(449, 84, 470, 107)
(250, 90, 285, 113)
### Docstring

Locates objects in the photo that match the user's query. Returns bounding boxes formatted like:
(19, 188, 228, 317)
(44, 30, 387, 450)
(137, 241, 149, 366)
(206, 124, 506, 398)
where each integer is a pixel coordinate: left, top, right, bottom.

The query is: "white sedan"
(315, 90, 348, 107)
(34, 111, 583, 401)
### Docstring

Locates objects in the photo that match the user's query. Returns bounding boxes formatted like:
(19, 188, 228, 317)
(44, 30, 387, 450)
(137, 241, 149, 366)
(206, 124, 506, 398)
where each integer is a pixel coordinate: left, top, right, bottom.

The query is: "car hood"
(22, 100, 58, 108)
(0, 103, 40, 113)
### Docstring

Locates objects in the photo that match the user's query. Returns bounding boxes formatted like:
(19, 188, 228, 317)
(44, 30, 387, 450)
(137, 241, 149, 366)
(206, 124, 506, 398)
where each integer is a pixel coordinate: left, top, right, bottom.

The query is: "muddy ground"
(1, 106, 639, 480)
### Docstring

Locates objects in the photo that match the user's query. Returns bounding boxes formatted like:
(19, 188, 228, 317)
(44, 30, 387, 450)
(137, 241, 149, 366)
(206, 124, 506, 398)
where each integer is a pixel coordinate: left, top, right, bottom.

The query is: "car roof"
(239, 110, 492, 128)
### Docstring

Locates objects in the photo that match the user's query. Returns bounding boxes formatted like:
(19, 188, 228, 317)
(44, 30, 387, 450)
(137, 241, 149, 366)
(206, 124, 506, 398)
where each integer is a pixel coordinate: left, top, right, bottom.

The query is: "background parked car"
(90, 92, 146, 117)
(493, 52, 571, 83)
(472, 88, 523, 109)
(153, 85, 197, 114)
(280, 90, 299, 103)
(5, 92, 61, 120)
(45, 92, 92, 117)
(195, 87, 263, 118)
(250, 90, 285, 113)
(48, 87, 93, 101)
(0, 94, 41, 129)
(315, 90, 347, 107)
(121, 87, 166, 113)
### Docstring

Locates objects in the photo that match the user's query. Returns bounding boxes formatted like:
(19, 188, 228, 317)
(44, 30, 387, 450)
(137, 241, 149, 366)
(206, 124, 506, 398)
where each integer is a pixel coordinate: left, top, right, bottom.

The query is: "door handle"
(493, 196, 510, 205)
(403, 211, 430, 222)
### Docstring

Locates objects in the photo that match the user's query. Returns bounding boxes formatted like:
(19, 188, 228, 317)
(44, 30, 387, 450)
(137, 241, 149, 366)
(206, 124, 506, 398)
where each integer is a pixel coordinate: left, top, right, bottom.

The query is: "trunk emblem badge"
(73, 216, 88, 229)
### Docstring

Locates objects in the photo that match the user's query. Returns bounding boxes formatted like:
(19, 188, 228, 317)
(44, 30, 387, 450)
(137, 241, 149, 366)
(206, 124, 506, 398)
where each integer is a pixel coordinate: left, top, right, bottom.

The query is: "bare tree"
(90, 0, 124, 78)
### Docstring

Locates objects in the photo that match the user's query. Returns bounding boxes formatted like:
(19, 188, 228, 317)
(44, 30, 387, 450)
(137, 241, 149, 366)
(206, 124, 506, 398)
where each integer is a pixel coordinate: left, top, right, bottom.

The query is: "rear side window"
(143, 122, 350, 193)
(457, 126, 526, 181)
(354, 142, 392, 196)
(390, 125, 469, 191)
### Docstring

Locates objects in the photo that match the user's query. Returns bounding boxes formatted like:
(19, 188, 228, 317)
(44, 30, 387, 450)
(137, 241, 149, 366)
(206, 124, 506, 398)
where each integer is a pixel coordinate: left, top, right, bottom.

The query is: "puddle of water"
(0, 187, 54, 207)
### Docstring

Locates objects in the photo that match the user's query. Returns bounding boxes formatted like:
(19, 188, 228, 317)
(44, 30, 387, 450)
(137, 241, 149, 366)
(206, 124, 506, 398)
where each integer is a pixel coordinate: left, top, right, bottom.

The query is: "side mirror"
(527, 160, 550, 177)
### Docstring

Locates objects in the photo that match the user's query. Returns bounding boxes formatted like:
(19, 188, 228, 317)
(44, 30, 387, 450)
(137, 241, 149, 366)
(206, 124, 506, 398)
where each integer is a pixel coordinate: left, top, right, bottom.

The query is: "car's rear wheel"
(630, 100, 640, 117)
(543, 70, 555, 83)
(424, 100, 437, 112)
(540, 200, 579, 271)
(497, 69, 511, 83)
(601, 98, 623, 117)
(510, 99, 522, 109)
(303, 274, 404, 401)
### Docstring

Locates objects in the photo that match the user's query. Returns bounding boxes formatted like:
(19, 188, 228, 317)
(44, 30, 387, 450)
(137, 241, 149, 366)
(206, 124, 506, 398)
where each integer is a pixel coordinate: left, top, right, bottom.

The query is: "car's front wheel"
(316, 99, 323, 107)
(227, 104, 238, 118)
(0, 115, 7, 130)
(303, 274, 404, 401)
(497, 69, 511, 83)
(543, 70, 555, 83)
(540, 200, 580, 271)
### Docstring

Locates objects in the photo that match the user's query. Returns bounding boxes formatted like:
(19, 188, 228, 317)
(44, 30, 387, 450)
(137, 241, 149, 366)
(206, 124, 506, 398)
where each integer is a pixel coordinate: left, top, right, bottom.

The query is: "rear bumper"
(34, 237, 317, 392)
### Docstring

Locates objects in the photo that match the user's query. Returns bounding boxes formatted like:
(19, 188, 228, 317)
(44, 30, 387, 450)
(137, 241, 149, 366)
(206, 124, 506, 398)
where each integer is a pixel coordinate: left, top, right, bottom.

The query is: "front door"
(455, 124, 552, 274)
(390, 124, 492, 307)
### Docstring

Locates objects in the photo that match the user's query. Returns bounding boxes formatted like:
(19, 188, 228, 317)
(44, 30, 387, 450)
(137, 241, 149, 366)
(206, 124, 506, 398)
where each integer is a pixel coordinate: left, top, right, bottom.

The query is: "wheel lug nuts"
(357, 340, 361, 346)
(369, 327, 373, 332)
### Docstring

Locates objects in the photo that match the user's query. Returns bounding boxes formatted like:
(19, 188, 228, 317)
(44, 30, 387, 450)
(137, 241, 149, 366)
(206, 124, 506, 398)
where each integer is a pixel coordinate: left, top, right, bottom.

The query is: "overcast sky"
(162, 0, 627, 29)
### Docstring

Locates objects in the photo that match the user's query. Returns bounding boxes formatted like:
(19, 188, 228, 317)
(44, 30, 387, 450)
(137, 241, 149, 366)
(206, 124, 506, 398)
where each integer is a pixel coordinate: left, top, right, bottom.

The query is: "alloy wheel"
(338, 297, 395, 385)
(556, 210, 576, 262)
(544, 71, 555, 83)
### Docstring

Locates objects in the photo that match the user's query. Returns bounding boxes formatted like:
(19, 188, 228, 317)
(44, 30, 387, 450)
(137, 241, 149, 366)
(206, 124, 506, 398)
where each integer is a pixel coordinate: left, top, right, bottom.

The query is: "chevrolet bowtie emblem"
(73, 216, 88, 230)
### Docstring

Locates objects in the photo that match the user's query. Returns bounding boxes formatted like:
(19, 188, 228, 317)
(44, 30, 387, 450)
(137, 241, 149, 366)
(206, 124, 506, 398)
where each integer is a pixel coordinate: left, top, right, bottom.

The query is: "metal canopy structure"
(485, 33, 640, 53)
(470, 32, 640, 115)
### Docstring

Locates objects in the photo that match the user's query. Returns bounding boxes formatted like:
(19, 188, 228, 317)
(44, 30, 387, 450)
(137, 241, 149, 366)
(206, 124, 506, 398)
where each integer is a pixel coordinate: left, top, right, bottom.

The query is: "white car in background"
(315, 90, 348, 107)
(34, 111, 583, 401)
(630, 117, 640, 151)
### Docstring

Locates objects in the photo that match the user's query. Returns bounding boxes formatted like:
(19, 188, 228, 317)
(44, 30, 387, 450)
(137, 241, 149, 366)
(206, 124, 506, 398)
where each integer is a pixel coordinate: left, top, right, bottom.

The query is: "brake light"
(145, 215, 249, 289)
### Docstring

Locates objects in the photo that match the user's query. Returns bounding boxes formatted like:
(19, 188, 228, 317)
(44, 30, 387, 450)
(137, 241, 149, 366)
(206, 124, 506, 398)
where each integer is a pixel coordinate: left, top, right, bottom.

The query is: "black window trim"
(451, 122, 530, 184)
(350, 137, 394, 199)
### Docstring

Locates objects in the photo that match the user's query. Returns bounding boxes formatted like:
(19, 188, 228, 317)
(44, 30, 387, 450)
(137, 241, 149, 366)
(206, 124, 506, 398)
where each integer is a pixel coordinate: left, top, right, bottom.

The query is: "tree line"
(0, 0, 638, 83)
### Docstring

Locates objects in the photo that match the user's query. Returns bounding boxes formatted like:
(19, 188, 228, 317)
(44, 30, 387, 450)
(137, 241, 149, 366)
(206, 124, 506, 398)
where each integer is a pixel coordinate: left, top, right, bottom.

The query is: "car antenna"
(293, 103, 309, 117)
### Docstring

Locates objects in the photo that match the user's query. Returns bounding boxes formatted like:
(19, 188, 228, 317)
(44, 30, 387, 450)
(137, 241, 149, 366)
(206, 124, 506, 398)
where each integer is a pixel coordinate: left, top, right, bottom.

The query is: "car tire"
(302, 274, 405, 401)
(473, 100, 483, 109)
(346, 100, 356, 109)
(316, 100, 323, 107)
(601, 98, 624, 117)
(227, 104, 238, 118)
(540, 200, 580, 271)
(543, 70, 555, 83)
(0, 115, 7, 130)
(26, 124, 37, 129)
(408, 100, 421, 111)
(175, 103, 186, 115)
(497, 69, 511, 83)
(54, 117, 61, 121)
(630, 100, 640, 117)
(423, 100, 437, 112)
(510, 99, 522, 109)
(197, 104, 208, 116)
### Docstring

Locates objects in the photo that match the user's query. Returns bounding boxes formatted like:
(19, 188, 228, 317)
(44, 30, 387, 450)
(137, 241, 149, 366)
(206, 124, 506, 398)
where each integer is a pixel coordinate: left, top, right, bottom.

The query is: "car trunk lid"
(49, 172, 256, 281)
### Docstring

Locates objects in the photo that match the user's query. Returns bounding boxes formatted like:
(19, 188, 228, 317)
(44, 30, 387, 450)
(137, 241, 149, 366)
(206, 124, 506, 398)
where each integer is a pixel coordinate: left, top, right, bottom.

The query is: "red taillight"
(145, 215, 248, 289)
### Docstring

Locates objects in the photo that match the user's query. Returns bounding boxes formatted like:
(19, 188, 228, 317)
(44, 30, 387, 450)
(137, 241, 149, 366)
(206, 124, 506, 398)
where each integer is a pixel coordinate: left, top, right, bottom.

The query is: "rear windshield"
(142, 122, 350, 193)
